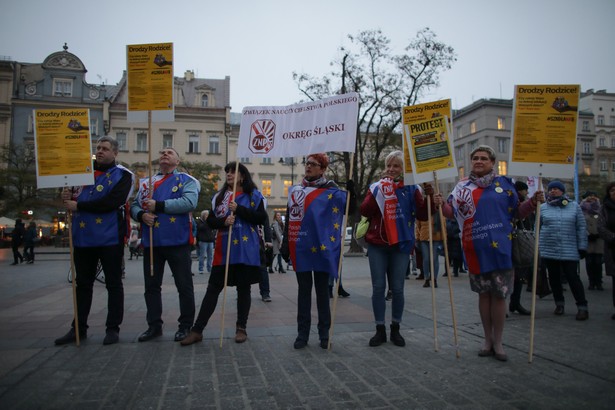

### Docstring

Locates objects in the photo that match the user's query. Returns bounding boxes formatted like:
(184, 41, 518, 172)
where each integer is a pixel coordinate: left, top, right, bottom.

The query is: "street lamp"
(279, 157, 296, 184)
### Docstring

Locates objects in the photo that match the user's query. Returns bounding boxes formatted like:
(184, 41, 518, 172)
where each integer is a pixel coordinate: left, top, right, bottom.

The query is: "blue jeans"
(198, 241, 214, 272)
(367, 243, 409, 324)
(259, 266, 270, 297)
(420, 240, 442, 280)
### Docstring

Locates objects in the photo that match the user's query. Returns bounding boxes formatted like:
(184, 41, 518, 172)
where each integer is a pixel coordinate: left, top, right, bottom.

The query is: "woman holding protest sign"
(434, 145, 543, 361)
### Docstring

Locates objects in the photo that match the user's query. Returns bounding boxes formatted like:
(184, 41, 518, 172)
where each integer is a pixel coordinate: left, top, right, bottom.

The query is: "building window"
(497, 117, 505, 130)
(599, 137, 606, 147)
(201, 94, 209, 107)
(470, 121, 477, 134)
(90, 118, 98, 136)
(468, 140, 478, 152)
(582, 121, 590, 132)
(583, 142, 591, 154)
(208, 135, 219, 154)
(53, 78, 73, 96)
(262, 157, 272, 165)
(116, 132, 127, 151)
(584, 165, 591, 176)
(611, 162, 615, 172)
(610, 116, 615, 126)
(597, 115, 605, 125)
(456, 126, 463, 139)
(497, 138, 507, 154)
(600, 160, 607, 171)
(27, 114, 34, 133)
(163, 134, 173, 148)
(611, 138, 615, 149)
(456, 146, 464, 161)
(136, 132, 147, 151)
(188, 134, 200, 153)
(283, 180, 293, 197)
(261, 179, 272, 197)
(240, 157, 251, 164)
(497, 160, 507, 175)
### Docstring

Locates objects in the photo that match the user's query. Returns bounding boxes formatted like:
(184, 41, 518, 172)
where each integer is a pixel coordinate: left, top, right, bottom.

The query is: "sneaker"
(199, 271, 204, 275)
(262, 295, 272, 302)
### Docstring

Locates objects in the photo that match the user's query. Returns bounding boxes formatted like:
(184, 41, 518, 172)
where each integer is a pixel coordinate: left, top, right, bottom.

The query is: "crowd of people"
(10, 136, 612, 357)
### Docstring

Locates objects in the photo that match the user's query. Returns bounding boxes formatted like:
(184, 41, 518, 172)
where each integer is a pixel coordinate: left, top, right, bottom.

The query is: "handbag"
(354, 216, 370, 239)
(511, 229, 535, 267)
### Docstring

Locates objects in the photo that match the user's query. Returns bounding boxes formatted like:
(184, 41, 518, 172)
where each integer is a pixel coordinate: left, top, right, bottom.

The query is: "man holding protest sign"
(55, 136, 133, 346)
(131, 147, 200, 343)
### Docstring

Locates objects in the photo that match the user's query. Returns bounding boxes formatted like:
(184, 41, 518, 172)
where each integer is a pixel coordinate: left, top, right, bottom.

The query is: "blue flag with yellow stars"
(287, 186, 347, 279)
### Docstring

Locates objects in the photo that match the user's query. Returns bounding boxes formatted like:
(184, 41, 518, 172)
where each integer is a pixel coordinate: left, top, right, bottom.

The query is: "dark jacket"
(197, 217, 216, 242)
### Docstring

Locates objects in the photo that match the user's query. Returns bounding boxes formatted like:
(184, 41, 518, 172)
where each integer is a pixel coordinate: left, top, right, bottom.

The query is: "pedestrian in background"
(509, 180, 532, 316)
(415, 183, 443, 288)
(596, 182, 615, 320)
(271, 211, 285, 273)
(23, 221, 37, 264)
(539, 180, 589, 321)
(10, 218, 25, 265)
(581, 191, 604, 290)
(196, 210, 216, 274)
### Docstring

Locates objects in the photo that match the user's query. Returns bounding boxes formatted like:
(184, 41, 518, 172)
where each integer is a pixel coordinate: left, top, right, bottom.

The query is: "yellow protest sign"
(127, 42, 174, 112)
(509, 84, 580, 178)
(33, 108, 94, 188)
(402, 99, 456, 183)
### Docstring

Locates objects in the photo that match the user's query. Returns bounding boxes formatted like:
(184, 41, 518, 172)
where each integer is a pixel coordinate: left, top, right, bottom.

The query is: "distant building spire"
(63, 43, 68, 51)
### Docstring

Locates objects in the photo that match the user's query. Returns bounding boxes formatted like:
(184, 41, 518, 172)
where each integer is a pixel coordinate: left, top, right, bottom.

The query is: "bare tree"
(293, 28, 456, 251)
(0, 143, 59, 217)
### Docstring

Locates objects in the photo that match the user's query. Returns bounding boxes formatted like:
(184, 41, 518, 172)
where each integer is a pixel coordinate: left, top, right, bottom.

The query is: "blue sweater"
(539, 201, 587, 261)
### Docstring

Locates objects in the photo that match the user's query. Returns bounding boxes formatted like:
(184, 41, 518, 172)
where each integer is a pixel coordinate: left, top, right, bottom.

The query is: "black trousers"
(143, 245, 195, 330)
(73, 245, 124, 331)
(544, 259, 588, 308)
(296, 270, 330, 341)
(192, 283, 252, 333)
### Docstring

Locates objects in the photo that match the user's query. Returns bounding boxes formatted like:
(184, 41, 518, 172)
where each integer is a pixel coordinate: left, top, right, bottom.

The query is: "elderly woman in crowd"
(597, 182, 615, 320)
(540, 180, 589, 321)
(581, 191, 604, 291)
(434, 145, 542, 361)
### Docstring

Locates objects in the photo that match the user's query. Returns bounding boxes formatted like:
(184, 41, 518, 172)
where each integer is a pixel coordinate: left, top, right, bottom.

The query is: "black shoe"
(510, 303, 531, 316)
(55, 328, 87, 345)
(554, 306, 564, 316)
(442, 272, 448, 277)
(279, 268, 286, 274)
(10, 262, 17, 265)
(389, 322, 406, 347)
(338, 288, 350, 298)
(369, 325, 387, 347)
(294, 338, 307, 349)
(416, 274, 424, 280)
(459, 269, 467, 273)
(103, 329, 119, 345)
(320, 339, 329, 349)
(138, 327, 162, 342)
(268, 268, 274, 274)
(174, 328, 190, 342)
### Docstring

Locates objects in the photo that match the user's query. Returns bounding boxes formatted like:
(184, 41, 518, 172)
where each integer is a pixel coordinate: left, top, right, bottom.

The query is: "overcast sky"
(2, 0, 614, 112)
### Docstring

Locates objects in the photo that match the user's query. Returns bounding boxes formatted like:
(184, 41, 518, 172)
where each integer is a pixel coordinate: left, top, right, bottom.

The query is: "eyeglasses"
(305, 161, 321, 168)
(471, 156, 491, 161)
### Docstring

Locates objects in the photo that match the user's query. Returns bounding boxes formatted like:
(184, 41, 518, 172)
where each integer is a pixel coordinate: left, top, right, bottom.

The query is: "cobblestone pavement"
(0, 247, 614, 409)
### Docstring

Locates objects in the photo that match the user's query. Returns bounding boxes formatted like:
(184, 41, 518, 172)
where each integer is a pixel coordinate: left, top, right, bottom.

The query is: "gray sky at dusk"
(2, 0, 614, 111)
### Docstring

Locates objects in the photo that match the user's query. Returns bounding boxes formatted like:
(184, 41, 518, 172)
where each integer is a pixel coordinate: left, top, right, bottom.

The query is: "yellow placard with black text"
(127, 42, 174, 112)
(509, 84, 580, 178)
(33, 108, 94, 188)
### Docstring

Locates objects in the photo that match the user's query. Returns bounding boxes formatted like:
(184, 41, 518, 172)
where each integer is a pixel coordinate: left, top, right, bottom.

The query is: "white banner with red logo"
(237, 92, 359, 157)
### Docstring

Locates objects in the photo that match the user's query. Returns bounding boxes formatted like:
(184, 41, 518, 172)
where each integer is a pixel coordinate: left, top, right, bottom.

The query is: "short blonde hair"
(385, 150, 403, 167)
(470, 145, 496, 161)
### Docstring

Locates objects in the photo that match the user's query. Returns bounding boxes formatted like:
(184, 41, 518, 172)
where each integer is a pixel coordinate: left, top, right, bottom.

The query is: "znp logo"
(249, 120, 276, 154)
